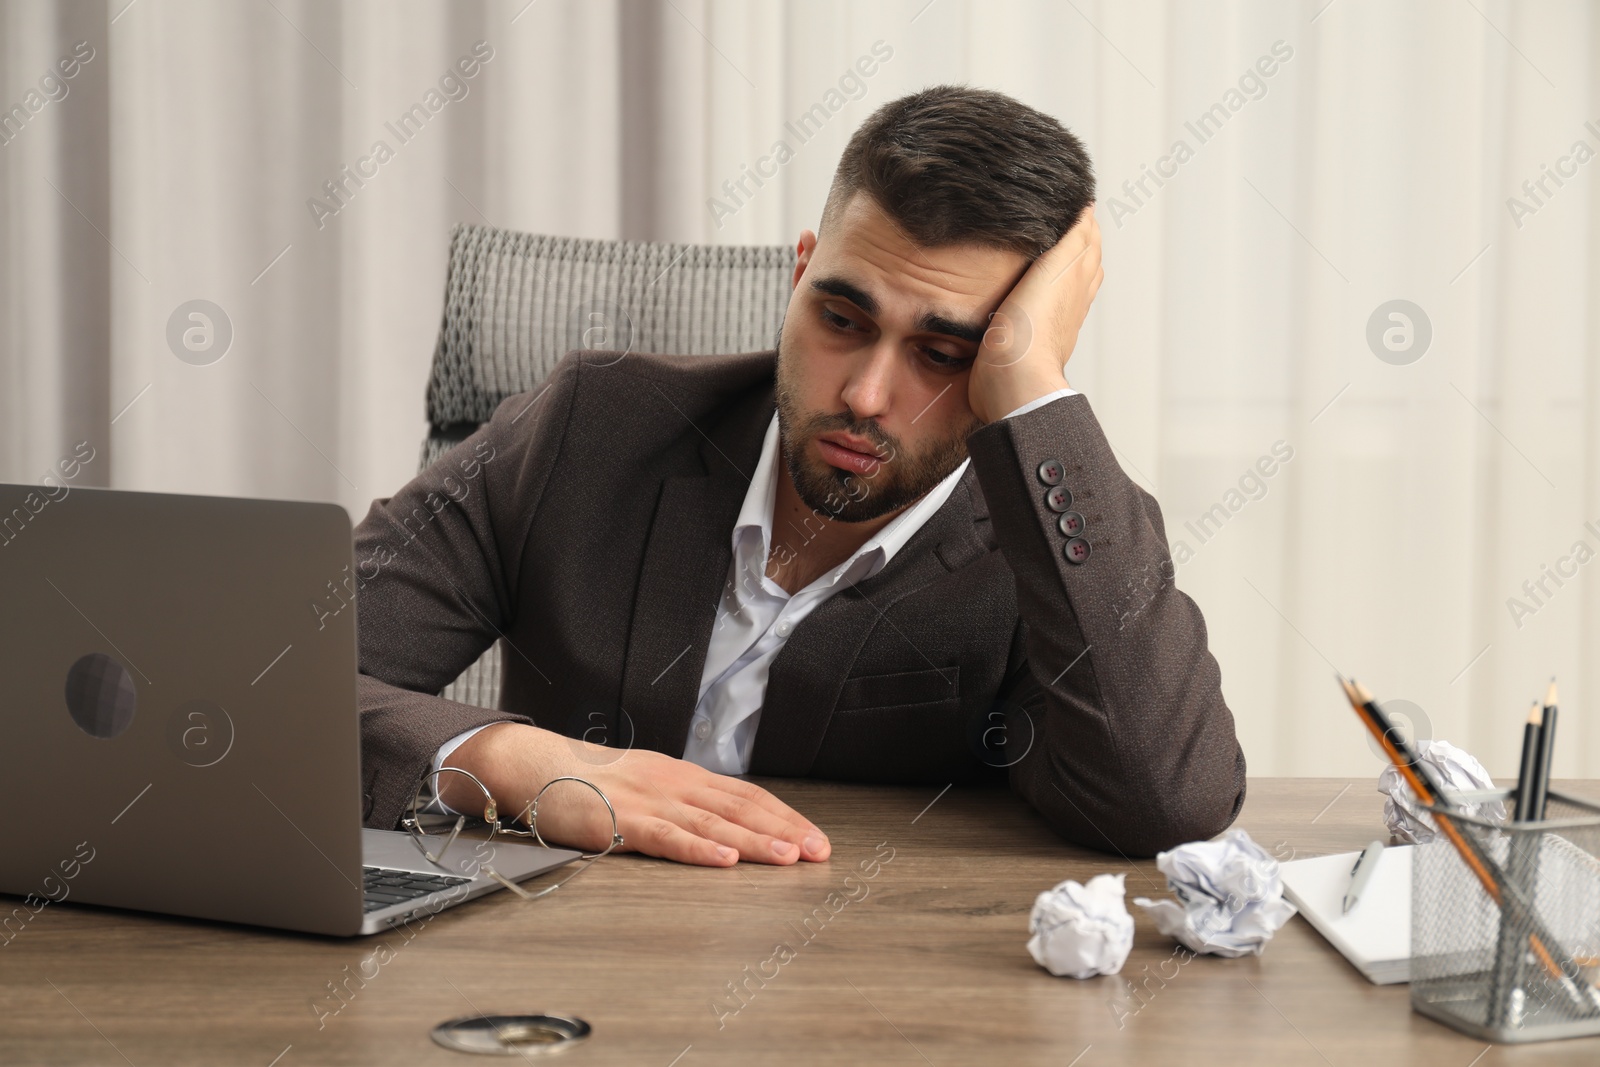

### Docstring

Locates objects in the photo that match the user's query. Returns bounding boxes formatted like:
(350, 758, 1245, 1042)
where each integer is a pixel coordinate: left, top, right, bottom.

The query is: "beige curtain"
(3, 0, 1597, 779)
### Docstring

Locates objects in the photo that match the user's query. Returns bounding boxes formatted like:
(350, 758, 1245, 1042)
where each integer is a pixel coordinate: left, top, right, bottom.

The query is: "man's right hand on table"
(437, 722, 832, 867)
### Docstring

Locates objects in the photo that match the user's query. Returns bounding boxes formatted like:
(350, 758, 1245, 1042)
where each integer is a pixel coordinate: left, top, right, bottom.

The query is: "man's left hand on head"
(967, 204, 1102, 423)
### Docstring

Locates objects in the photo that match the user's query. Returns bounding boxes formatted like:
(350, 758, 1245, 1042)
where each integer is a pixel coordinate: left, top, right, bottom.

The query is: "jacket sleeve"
(965, 392, 1246, 857)
(352, 355, 582, 830)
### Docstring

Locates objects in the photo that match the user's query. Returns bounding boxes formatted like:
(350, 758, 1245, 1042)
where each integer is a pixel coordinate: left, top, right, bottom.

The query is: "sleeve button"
(1057, 511, 1085, 537)
(1045, 486, 1073, 512)
(1063, 538, 1091, 564)
(1036, 459, 1065, 486)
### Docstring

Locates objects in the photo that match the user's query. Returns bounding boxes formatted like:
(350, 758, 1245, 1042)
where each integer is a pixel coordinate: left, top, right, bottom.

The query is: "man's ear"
(791, 229, 817, 290)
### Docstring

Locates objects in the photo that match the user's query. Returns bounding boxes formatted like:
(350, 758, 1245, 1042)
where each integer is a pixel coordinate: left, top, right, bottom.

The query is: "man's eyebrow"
(810, 275, 988, 345)
(810, 276, 879, 316)
(914, 311, 987, 345)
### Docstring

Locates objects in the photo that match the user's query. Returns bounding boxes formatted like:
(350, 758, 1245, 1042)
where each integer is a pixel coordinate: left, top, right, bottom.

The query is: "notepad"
(1279, 846, 1412, 985)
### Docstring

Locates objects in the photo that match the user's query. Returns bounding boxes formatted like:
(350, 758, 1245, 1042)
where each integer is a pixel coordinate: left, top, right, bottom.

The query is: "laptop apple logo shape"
(64, 652, 137, 739)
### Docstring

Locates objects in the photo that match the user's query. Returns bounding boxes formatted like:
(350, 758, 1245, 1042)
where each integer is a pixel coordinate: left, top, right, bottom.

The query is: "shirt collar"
(732, 412, 968, 587)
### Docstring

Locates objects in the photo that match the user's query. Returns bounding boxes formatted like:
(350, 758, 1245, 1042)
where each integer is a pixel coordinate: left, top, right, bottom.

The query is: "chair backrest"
(419, 224, 796, 470)
(418, 224, 796, 709)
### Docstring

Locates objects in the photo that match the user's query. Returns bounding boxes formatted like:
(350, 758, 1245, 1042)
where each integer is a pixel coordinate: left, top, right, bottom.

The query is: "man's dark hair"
(822, 85, 1094, 260)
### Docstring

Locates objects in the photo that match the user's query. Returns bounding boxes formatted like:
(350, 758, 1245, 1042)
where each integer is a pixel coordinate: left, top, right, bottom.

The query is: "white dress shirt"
(426, 387, 1075, 808)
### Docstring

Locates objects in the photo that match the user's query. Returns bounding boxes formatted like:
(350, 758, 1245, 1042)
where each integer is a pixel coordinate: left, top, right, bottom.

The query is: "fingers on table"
(627, 816, 738, 867)
(626, 808, 808, 867)
(682, 807, 808, 865)
(693, 789, 830, 862)
(719, 780, 831, 858)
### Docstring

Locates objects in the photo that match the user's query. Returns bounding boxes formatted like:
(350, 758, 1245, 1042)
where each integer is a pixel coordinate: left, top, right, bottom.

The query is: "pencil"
(1345, 678, 1446, 798)
(1344, 678, 1488, 879)
(1530, 678, 1560, 821)
(1499, 699, 1546, 1022)
(1514, 700, 1543, 823)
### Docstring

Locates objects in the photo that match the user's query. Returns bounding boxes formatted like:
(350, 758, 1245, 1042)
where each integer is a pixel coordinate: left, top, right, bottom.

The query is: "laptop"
(0, 481, 577, 937)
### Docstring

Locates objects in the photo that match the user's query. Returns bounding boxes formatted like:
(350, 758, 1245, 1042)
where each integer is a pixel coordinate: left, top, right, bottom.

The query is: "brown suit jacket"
(353, 349, 1246, 856)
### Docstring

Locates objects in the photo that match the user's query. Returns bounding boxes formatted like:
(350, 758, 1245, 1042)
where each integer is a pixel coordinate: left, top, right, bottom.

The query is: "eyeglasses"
(400, 768, 624, 901)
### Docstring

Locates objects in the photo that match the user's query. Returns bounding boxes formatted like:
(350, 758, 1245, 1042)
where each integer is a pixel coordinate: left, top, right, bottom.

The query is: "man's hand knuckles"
(638, 819, 676, 849)
(728, 778, 771, 801)
(718, 795, 759, 823)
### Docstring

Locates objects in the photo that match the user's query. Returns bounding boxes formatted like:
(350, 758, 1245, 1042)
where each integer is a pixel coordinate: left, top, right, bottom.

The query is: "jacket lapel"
(619, 392, 772, 757)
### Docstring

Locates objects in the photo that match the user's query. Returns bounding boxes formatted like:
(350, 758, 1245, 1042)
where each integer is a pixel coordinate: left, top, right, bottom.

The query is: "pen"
(1342, 839, 1384, 914)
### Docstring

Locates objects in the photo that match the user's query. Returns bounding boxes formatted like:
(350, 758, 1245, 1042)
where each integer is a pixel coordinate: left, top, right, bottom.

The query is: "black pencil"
(1349, 678, 1448, 800)
(1530, 678, 1560, 820)
(1513, 700, 1543, 823)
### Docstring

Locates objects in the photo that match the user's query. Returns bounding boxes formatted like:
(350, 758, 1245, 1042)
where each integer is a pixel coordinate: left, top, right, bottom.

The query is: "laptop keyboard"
(362, 865, 472, 913)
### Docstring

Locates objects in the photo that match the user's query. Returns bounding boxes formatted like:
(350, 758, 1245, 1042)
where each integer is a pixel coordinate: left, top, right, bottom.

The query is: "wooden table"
(5, 777, 1599, 1065)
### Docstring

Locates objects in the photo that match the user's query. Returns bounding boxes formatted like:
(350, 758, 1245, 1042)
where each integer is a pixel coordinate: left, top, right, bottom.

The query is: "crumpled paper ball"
(1132, 829, 1296, 958)
(1026, 872, 1135, 978)
(1378, 738, 1503, 843)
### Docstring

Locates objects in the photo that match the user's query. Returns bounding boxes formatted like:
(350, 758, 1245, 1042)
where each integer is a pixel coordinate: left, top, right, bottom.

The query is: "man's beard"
(773, 341, 979, 524)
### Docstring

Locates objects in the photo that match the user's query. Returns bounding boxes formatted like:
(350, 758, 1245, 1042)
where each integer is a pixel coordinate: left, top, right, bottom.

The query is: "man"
(355, 86, 1245, 867)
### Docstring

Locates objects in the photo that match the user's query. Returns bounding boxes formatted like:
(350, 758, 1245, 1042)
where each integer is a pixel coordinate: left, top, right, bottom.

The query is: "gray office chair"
(419, 223, 797, 710)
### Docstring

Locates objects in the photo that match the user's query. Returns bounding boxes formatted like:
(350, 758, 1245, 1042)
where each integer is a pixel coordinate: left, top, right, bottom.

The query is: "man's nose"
(839, 340, 897, 421)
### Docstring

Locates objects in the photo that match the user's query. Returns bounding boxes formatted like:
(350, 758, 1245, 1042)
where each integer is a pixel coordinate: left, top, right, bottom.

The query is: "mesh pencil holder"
(1411, 788, 1600, 1043)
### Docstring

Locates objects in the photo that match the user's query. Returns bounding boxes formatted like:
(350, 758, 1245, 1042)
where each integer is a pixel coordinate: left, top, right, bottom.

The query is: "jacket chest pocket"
(834, 665, 960, 711)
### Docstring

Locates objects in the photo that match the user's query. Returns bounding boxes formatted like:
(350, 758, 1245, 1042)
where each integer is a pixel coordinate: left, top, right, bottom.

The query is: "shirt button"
(693, 719, 712, 741)
(775, 620, 793, 638)
(1037, 459, 1065, 486)
(1046, 486, 1073, 512)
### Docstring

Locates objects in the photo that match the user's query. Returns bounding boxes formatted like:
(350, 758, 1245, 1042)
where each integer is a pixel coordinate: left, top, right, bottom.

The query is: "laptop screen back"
(0, 484, 365, 936)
